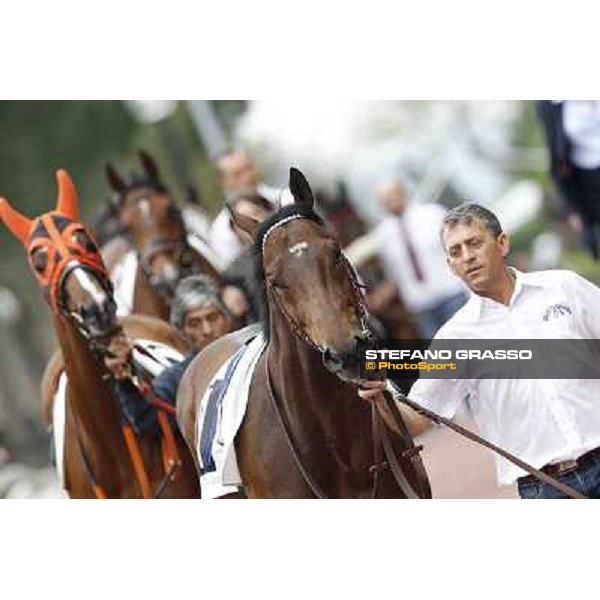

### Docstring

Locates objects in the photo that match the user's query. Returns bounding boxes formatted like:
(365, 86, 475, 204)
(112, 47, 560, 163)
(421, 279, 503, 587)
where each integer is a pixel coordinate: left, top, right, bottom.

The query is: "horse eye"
(31, 248, 48, 272)
(72, 231, 97, 253)
(271, 280, 289, 291)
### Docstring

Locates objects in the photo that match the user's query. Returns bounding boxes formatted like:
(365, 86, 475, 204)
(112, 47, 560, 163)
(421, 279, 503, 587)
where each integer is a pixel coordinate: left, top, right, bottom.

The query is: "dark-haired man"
(360, 203, 600, 498)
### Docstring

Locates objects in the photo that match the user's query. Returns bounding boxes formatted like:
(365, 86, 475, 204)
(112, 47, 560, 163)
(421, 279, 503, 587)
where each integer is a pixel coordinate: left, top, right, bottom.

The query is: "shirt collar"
(466, 268, 544, 320)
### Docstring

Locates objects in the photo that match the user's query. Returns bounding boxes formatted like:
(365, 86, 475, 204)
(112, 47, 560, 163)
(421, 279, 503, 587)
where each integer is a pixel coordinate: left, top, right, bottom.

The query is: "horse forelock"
(117, 178, 169, 206)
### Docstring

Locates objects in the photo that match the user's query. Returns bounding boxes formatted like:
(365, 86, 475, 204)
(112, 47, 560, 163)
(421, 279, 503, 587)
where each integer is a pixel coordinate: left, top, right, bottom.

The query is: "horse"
(0, 171, 200, 498)
(177, 168, 431, 498)
(104, 150, 221, 321)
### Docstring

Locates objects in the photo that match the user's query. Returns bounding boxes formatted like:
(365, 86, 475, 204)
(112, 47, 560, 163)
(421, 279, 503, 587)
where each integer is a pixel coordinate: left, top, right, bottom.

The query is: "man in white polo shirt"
(360, 203, 600, 498)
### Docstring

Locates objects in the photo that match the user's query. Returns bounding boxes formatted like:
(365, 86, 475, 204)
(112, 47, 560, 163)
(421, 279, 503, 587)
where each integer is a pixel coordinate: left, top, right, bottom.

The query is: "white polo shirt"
(563, 101, 600, 169)
(410, 268, 600, 485)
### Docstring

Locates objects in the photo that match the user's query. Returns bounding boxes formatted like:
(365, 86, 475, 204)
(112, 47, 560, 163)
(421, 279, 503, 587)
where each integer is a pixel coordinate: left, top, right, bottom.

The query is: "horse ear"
(139, 150, 160, 181)
(289, 167, 314, 207)
(105, 162, 126, 193)
(0, 197, 34, 243)
(229, 205, 260, 240)
(185, 184, 200, 206)
(55, 170, 79, 220)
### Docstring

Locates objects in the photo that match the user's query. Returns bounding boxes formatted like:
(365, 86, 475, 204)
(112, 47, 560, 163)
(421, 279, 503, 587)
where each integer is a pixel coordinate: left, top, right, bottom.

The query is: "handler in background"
(105, 275, 234, 431)
(360, 203, 600, 499)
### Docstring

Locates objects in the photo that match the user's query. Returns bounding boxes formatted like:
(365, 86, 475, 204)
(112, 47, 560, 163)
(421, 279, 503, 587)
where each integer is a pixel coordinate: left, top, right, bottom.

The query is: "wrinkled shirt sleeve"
(571, 272, 600, 338)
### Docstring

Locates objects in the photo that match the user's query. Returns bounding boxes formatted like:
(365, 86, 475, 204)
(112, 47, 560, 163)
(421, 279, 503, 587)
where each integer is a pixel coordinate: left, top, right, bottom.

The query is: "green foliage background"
(0, 100, 237, 359)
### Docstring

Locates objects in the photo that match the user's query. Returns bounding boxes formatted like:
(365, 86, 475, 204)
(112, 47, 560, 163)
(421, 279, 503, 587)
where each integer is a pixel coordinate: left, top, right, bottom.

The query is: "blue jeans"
(517, 452, 600, 499)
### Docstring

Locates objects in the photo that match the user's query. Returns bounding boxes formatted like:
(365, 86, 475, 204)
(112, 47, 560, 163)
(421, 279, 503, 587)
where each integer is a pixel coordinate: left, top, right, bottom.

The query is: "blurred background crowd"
(1, 100, 598, 498)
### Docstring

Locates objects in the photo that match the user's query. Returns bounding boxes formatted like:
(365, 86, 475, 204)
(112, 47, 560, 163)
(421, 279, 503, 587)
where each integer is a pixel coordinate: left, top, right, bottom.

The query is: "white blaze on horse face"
(289, 241, 308, 257)
(138, 198, 151, 227)
(71, 266, 108, 307)
(161, 260, 179, 284)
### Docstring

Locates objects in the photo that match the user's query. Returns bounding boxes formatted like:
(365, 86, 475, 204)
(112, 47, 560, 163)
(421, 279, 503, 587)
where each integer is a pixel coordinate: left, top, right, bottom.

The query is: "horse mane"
(252, 203, 325, 339)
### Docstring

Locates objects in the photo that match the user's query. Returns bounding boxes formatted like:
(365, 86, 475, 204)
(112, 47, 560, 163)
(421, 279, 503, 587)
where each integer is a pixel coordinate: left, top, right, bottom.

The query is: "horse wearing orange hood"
(1, 171, 199, 498)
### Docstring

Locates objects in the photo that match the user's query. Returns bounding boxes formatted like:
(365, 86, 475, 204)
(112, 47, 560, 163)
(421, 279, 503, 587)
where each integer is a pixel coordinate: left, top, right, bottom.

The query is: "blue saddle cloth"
(198, 345, 248, 473)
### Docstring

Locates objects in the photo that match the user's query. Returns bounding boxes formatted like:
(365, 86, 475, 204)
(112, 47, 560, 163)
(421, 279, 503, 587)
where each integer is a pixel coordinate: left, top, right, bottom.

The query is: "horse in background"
(177, 168, 430, 498)
(104, 151, 222, 321)
(1, 171, 199, 498)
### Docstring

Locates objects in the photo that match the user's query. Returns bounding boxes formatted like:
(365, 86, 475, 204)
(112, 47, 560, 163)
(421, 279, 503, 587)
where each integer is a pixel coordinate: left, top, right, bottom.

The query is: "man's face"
(377, 182, 408, 216)
(443, 219, 509, 294)
(217, 152, 259, 196)
(182, 303, 231, 351)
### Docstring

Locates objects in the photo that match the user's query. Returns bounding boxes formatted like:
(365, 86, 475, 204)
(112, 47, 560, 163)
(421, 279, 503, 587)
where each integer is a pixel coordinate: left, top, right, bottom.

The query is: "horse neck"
(192, 248, 220, 282)
(267, 304, 373, 486)
(52, 313, 123, 445)
(132, 264, 170, 320)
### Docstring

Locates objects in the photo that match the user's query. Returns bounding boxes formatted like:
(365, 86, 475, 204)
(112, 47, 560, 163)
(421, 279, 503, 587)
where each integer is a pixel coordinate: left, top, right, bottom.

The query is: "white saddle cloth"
(197, 332, 266, 499)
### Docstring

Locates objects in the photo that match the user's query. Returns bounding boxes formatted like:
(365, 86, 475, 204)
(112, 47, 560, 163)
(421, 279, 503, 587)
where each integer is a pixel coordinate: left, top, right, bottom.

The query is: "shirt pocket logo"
(542, 303, 573, 322)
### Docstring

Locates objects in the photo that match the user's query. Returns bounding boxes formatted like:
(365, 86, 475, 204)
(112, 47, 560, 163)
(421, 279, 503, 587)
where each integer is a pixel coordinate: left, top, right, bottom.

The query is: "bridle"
(116, 190, 200, 302)
(260, 211, 429, 498)
(137, 235, 200, 302)
(28, 214, 184, 499)
(27, 215, 116, 336)
(261, 213, 372, 354)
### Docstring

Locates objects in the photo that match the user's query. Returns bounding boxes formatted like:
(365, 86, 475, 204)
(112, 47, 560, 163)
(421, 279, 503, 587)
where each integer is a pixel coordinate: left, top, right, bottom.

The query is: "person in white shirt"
(360, 202, 600, 499)
(537, 100, 600, 259)
(209, 148, 293, 265)
(372, 179, 467, 339)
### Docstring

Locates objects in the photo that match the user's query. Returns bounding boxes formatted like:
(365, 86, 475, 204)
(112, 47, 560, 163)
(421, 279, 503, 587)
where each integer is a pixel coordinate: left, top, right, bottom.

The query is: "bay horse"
(177, 168, 431, 498)
(105, 151, 221, 321)
(0, 171, 199, 498)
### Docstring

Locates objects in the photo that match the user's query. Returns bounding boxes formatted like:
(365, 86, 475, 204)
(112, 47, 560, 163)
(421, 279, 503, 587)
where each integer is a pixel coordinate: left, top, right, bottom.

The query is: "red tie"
(398, 216, 424, 282)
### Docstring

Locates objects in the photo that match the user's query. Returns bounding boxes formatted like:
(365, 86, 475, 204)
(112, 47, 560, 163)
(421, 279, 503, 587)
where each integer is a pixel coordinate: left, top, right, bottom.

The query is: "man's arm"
(359, 373, 465, 438)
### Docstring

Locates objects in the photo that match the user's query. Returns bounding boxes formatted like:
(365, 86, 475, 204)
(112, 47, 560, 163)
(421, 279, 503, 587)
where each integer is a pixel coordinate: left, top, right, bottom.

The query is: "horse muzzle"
(322, 330, 376, 382)
(77, 296, 120, 339)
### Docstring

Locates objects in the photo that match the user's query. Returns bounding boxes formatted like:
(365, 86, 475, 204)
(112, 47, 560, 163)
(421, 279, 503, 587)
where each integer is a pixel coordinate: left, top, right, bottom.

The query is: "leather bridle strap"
(70, 413, 108, 499)
(384, 380, 588, 500)
(372, 400, 429, 499)
(265, 350, 427, 499)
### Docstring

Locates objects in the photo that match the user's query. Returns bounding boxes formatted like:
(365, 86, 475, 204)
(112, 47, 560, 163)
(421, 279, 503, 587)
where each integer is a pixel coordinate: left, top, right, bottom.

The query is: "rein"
(264, 352, 427, 498)
(261, 212, 428, 498)
(67, 366, 182, 499)
(384, 380, 588, 500)
(57, 267, 182, 499)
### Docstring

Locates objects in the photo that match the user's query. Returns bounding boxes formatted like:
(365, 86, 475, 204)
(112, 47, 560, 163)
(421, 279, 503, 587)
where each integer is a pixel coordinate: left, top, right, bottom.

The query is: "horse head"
(232, 167, 376, 383)
(1, 170, 119, 340)
(105, 150, 198, 301)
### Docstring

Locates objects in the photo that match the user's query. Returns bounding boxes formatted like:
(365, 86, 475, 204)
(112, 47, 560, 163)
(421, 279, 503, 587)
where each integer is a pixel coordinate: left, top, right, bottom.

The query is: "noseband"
(137, 236, 199, 298)
(130, 201, 199, 300)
